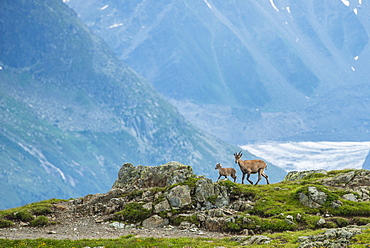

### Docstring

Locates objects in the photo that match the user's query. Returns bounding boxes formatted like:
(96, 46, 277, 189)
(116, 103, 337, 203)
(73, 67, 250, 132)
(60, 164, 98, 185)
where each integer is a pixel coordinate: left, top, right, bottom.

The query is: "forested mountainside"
(67, 0, 370, 143)
(0, 0, 286, 209)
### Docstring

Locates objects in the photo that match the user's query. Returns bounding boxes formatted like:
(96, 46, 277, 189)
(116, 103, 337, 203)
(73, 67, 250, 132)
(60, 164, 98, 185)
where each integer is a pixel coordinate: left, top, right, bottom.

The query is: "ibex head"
(234, 151, 243, 163)
(215, 163, 221, 170)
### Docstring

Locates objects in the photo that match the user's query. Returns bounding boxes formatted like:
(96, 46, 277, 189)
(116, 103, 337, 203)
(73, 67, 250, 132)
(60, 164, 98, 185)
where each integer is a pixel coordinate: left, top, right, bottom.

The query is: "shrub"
(224, 222, 241, 232)
(15, 211, 35, 222)
(30, 216, 49, 227)
(331, 217, 349, 227)
(0, 219, 14, 228)
(172, 214, 198, 226)
(168, 177, 200, 191)
(323, 222, 336, 228)
(121, 190, 144, 201)
(114, 203, 151, 224)
(207, 195, 218, 205)
(352, 217, 370, 225)
(31, 206, 52, 216)
(222, 214, 298, 233)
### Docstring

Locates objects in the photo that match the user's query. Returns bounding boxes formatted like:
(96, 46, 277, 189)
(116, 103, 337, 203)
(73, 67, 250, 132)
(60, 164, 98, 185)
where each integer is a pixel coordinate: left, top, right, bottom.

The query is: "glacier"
(241, 141, 370, 172)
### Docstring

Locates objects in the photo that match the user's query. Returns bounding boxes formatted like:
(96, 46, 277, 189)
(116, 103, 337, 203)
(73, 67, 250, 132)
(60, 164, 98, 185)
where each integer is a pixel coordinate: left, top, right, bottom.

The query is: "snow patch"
(241, 141, 370, 172)
(286, 6, 291, 13)
(353, 8, 358, 14)
(108, 23, 124, 29)
(354, 55, 359, 60)
(270, 0, 279, 11)
(351, 66, 356, 71)
(100, 5, 108, 10)
(62, 0, 70, 2)
(204, 0, 212, 9)
(341, 0, 350, 6)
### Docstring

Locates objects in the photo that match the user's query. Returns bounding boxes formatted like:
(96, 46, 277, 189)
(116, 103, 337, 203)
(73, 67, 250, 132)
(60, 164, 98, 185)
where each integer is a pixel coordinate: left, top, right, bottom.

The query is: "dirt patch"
(0, 201, 231, 240)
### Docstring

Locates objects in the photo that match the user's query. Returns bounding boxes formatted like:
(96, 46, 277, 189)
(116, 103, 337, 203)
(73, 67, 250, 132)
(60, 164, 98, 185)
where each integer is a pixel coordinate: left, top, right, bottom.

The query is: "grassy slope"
(0, 169, 369, 247)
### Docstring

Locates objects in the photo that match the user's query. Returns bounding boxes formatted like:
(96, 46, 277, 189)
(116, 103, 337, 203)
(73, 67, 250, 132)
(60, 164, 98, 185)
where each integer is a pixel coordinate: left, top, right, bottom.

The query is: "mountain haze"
(67, 0, 370, 143)
(0, 0, 286, 209)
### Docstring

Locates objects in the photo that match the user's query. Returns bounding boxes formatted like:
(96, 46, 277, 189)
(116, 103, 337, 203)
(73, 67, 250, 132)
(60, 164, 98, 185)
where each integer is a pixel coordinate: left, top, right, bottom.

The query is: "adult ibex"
(215, 163, 237, 182)
(234, 151, 269, 185)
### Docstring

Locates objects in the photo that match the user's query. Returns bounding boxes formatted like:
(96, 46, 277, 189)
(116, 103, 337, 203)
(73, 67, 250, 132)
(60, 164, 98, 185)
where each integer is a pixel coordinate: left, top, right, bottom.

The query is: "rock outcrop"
(112, 162, 195, 189)
(285, 169, 370, 202)
(70, 162, 239, 233)
(298, 226, 366, 248)
(2, 161, 370, 247)
(298, 186, 327, 209)
(320, 170, 370, 202)
(65, 162, 370, 243)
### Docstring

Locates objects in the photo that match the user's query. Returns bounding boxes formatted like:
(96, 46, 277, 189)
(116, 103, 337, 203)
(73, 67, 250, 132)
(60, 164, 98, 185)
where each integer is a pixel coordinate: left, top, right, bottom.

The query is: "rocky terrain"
(0, 212, 229, 240)
(1, 162, 370, 247)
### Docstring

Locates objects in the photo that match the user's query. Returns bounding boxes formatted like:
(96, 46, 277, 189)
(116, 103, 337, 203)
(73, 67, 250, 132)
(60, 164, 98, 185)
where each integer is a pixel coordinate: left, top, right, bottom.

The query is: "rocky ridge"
(1, 163, 370, 247)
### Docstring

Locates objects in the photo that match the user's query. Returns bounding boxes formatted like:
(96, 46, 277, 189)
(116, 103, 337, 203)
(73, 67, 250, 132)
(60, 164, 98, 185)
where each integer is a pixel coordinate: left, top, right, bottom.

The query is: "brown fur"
(234, 151, 269, 185)
(215, 163, 237, 182)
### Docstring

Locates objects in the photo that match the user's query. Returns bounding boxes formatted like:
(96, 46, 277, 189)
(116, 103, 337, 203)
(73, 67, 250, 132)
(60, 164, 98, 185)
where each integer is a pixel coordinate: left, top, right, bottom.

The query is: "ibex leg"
(241, 173, 246, 184)
(262, 172, 270, 184)
(217, 175, 222, 182)
(246, 174, 253, 185)
(232, 175, 237, 183)
(255, 173, 262, 185)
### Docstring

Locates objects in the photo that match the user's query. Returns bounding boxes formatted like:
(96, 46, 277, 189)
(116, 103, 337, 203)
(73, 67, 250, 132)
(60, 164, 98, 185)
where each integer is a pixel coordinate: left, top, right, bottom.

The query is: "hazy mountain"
(66, 0, 370, 144)
(0, 0, 286, 209)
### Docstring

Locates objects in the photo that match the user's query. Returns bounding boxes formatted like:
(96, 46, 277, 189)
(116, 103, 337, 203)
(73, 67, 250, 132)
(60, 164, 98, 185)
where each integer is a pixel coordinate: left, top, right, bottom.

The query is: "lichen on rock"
(112, 161, 195, 189)
(298, 186, 327, 209)
(284, 170, 327, 181)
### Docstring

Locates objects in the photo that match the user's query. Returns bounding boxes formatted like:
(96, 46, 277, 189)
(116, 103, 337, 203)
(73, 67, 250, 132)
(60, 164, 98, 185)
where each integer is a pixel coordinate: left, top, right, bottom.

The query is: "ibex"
(215, 163, 237, 183)
(234, 151, 269, 185)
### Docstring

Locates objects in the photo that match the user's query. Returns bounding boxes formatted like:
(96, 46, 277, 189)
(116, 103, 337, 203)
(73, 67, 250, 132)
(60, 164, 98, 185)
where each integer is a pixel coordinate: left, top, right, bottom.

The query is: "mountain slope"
(0, 0, 286, 209)
(67, 0, 370, 143)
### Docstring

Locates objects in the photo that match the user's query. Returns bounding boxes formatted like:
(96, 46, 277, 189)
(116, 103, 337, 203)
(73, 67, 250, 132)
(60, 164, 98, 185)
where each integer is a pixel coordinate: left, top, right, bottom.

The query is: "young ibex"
(234, 151, 269, 185)
(215, 163, 237, 183)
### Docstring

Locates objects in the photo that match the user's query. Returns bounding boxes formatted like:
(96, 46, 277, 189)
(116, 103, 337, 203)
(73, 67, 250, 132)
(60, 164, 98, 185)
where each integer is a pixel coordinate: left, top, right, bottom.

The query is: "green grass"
(0, 227, 369, 247)
(0, 237, 239, 248)
(349, 228, 370, 247)
(0, 199, 64, 219)
(217, 170, 370, 233)
(0, 199, 65, 227)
